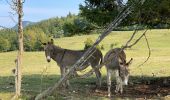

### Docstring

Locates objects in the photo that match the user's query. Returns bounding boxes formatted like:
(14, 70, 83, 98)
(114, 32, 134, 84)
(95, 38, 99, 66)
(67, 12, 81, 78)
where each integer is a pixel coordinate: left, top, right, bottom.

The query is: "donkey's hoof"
(95, 89, 101, 93)
(108, 93, 111, 97)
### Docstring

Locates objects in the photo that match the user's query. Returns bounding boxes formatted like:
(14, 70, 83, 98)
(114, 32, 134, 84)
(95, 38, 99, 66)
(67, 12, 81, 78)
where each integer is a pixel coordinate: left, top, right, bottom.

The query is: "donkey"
(104, 48, 133, 97)
(43, 39, 103, 88)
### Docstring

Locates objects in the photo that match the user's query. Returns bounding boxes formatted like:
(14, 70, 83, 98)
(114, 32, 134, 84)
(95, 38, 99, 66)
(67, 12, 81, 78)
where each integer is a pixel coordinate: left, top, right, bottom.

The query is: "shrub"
(110, 43, 118, 49)
(0, 37, 11, 52)
(84, 38, 104, 50)
(24, 28, 48, 51)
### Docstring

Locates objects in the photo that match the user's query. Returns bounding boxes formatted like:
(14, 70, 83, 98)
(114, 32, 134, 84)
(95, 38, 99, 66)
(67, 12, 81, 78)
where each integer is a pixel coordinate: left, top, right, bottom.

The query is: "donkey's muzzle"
(123, 77, 129, 85)
(46, 56, 51, 62)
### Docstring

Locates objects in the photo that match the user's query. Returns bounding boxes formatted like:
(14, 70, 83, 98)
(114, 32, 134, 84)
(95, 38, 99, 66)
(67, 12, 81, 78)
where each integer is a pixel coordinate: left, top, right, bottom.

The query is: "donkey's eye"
(120, 62, 123, 65)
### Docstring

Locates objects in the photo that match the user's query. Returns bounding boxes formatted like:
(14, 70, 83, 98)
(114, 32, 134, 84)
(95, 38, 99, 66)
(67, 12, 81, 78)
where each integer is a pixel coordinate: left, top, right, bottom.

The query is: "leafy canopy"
(80, 0, 170, 27)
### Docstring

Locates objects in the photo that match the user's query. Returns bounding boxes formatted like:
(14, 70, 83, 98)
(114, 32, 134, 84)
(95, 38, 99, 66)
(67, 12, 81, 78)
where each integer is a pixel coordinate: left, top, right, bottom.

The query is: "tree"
(80, 0, 170, 28)
(0, 37, 11, 52)
(79, 0, 120, 27)
(10, 0, 24, 99)
(24, 27, 48, 51)
(126, 0, 170, 27)
(0, 29, 18, 51)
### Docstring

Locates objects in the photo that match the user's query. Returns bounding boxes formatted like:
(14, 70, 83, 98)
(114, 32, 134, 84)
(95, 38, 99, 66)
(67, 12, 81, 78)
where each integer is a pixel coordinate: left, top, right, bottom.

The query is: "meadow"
(0, 29, 170, 99)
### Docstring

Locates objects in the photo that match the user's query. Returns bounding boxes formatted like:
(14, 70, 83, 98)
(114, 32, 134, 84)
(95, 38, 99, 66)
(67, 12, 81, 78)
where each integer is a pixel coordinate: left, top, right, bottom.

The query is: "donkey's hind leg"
(65, 68, 70, 87)
(93, 67, 102, 88)
(115, 69, 123, 94)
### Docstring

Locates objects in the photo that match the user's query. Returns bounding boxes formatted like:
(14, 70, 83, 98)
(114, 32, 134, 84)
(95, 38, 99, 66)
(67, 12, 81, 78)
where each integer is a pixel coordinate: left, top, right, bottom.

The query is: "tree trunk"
(15, 0, 23, 97)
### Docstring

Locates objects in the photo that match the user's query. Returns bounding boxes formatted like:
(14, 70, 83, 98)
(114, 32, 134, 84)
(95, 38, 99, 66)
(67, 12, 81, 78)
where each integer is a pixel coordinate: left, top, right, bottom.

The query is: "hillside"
(12, 21, 34, 29)
(0, 29, 170, 99)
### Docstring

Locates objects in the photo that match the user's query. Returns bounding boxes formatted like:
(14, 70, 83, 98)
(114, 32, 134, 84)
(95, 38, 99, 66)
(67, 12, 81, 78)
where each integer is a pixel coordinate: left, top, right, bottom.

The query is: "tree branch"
(125, 29, 148, 48)
(137, 34, 151, 67)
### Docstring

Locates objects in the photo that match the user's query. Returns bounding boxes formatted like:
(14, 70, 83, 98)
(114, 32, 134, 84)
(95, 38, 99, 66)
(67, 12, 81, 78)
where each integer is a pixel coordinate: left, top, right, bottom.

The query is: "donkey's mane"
(52, 44, 85, 52)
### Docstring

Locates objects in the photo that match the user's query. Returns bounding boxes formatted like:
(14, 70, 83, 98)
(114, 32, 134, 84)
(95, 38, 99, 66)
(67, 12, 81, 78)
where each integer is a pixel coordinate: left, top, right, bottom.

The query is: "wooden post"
(16, 0, 23, 97)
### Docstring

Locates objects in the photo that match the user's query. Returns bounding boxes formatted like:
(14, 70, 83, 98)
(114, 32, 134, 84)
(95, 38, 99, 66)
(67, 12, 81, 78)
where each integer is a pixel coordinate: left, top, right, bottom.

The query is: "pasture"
(0, 29, 170, 99)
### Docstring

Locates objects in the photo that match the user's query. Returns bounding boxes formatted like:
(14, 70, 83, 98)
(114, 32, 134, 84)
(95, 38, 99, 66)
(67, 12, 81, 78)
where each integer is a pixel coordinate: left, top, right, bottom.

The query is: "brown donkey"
(43, 39, 103, 88)
(104, 48, 133, 97)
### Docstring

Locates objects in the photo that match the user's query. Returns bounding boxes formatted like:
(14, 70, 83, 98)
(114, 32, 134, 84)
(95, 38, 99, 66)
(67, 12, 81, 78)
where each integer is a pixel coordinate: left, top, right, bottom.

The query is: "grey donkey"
(104, 48, 133, 97)
(43, 39, 103, 88)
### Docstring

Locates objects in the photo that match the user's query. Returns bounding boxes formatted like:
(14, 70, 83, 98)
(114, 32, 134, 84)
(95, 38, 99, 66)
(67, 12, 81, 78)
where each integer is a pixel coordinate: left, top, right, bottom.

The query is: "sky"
(0, 0, 84, 27)
(0, 0, 127, 28)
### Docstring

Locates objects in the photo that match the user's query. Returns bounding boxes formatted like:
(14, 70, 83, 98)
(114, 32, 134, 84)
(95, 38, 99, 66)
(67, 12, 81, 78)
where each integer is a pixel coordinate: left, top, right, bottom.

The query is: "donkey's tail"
(99, 50, 103, 69)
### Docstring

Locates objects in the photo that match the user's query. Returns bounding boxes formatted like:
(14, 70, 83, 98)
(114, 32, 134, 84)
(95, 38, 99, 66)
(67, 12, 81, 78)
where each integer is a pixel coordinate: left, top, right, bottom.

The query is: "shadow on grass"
(0, 74, 169, 100)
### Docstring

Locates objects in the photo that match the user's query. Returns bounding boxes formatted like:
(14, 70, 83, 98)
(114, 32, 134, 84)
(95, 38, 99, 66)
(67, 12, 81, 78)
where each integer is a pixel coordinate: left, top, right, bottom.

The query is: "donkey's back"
(104, 48, 126, 70)
(62, 48, 103, 71)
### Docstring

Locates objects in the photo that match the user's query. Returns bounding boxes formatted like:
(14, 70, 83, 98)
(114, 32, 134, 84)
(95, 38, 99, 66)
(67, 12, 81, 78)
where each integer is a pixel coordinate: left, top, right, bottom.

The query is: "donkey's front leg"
(60, 66, 68, 88)
(107, 69, 112, 97)
(115, 82, 123, 94)
(66, 68, 70, 87)
(120, 82, 123, 94)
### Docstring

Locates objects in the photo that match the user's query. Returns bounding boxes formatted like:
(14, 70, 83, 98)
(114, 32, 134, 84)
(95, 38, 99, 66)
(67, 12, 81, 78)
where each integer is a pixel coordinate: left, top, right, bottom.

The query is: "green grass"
(0, 29, 170, 99)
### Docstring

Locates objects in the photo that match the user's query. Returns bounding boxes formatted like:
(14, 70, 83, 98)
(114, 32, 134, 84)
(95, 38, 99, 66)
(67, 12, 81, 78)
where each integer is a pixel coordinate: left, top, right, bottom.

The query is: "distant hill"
(12, 21, 35, 29)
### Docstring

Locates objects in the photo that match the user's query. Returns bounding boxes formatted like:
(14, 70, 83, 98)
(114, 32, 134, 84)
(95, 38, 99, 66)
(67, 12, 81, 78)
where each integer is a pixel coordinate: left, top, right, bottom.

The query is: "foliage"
(84, 38, 104, 50)
(80, 0, 170, 28)
(0, 36, 11, 52)
(79, 0, 119, 27)
(26, 13, 96, 37)
(63, 17, 96, 36)
(1, 13, 95, 52)
(123, 0, 170, 27)
(24, 28, 48, 51)
(0, 29, 18, 52)
(0, 28, 48, 52)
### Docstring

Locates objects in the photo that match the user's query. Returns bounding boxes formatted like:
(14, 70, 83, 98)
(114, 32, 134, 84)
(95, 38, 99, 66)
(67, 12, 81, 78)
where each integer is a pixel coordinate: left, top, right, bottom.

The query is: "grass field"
(0, 29, 170, 99)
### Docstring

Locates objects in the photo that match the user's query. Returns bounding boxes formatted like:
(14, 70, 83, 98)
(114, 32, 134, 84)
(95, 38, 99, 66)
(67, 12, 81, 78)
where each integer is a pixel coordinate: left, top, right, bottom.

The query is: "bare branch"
(5, 0, 13, 7)
(123, 26, 139, 48)
(9, 13, 17, 24)
(5, 0, 17, 11)
(137, 34, 151, 67)
(22, 0, 25, 3)
(125, 29, 148, 48)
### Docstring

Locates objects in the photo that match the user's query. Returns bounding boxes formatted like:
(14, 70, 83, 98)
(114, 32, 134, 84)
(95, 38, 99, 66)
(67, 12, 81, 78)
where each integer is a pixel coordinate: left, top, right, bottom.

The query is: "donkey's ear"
(126, 58, 133, 66)
(51, 39, 54, 44)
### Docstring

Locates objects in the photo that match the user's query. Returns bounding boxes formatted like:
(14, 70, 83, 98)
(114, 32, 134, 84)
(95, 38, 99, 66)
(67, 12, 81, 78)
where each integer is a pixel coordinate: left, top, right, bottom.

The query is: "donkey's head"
(119, 58, 133, 85)
(43, 39, 54, 62)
